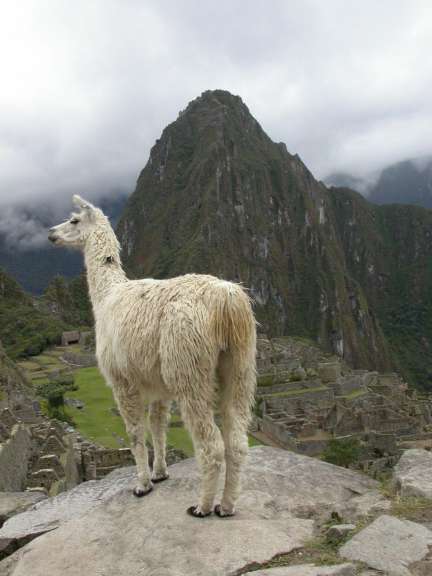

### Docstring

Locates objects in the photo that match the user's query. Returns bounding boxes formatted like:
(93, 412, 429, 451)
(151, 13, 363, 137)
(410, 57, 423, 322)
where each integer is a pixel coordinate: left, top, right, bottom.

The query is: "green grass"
(17, 360, 44, 371)
(167, 426, 194, 456)
(339, 388, 368, 400)
(65, 367, 129, 449)
(31, 377, 50, 387)
(248, 435, 263, 447)
(257, 374, 274, 387)
(64, 366, 261, 456)
(45, 349, 66, 358)
(36, 354, 61, 366)
(262, 386, 328, 398)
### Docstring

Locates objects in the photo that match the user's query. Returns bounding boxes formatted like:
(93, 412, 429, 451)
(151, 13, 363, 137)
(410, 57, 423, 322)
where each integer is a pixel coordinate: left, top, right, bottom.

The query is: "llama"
(48, 195, 256, 518)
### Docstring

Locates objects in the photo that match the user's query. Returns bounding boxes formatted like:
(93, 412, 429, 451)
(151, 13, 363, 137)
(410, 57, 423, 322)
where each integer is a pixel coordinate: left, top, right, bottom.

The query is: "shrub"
(36, 377, 77, 409)
(321, 437, 361, 468)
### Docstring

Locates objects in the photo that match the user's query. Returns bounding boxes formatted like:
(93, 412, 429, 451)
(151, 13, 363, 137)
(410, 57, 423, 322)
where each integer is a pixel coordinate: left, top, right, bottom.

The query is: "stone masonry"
(254, 336, 432, 472)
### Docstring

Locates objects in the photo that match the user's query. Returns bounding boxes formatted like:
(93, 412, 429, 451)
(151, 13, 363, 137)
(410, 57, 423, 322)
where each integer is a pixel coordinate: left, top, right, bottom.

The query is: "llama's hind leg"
(149, 400, 171, 482)
(180, 397, 225, 518)
(218, 353, 255, 517)
(113, 383, 152, 497)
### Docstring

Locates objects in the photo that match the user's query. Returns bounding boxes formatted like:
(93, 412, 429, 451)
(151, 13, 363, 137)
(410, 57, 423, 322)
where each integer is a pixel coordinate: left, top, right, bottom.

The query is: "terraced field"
(18, 346, 261, 455)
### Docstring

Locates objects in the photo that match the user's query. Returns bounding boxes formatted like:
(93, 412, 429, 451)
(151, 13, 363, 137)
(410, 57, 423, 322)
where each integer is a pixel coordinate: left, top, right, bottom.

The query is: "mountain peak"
(117, 91, 432, 388)
(169, 89, 264, 142)
(182, 89, 249, 116)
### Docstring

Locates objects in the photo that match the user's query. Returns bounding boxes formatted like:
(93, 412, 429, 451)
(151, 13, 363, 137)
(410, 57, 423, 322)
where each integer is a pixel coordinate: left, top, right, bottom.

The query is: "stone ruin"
(254, 336, 432, 475)
(61, 331, 80, 346)
(76, 438, 186, 481)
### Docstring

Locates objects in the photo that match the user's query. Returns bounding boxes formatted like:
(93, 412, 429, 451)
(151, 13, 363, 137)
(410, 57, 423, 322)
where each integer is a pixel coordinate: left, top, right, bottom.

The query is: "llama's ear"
(72, 194, 94, 211)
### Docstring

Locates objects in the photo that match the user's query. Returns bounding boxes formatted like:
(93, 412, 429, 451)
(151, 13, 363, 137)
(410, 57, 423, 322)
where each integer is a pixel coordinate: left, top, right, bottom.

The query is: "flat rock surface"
(0, 493, 46, 526)
(393, 449, 432, 499)
(251, 563, 356, 575)
(340, 514, 432, 576)
(0, 447, 389, 576)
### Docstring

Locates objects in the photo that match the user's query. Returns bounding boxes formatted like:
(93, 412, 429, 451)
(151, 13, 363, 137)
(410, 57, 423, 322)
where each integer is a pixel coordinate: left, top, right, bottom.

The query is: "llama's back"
(157, 273, 256, 356)
(101, 274, 256, 392)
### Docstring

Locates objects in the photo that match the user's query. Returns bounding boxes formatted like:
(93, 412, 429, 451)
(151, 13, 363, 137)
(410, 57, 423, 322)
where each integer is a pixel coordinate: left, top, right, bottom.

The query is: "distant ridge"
(326, 156, 432, 208)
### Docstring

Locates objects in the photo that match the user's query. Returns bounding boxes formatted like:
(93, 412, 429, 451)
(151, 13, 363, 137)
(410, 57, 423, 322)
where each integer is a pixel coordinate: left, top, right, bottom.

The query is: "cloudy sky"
(1, 0, 432, 218)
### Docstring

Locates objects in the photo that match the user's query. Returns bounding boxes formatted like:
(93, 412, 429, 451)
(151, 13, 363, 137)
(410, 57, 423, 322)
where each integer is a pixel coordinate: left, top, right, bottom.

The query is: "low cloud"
(0, 206, 50, 250)
(1, 0, 432, 228)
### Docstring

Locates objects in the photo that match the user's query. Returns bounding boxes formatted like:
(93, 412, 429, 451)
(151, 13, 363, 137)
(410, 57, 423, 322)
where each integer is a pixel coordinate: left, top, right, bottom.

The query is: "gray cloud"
(0, 206, 49, 250)
(1, 0, 432, 224)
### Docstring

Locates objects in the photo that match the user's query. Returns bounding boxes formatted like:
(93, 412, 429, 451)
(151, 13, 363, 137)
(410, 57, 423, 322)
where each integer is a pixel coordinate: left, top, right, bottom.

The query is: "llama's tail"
(210, 281, 257, 355)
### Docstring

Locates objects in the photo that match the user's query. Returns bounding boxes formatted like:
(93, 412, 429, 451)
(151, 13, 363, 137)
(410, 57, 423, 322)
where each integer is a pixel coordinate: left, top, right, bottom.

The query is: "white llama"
(48, 195, 256, 518)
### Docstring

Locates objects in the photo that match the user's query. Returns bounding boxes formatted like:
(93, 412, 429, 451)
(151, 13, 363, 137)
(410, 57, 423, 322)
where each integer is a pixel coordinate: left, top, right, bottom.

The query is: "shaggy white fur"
(49, 195, 257, 517)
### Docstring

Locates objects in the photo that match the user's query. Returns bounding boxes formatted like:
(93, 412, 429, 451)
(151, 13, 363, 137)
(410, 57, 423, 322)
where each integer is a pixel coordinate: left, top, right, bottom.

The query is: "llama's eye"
(70, 219, 80, 225)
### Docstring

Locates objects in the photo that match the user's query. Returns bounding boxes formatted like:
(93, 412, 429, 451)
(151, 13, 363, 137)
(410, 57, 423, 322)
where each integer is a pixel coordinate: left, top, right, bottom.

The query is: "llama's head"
(48, 195, 104, 249)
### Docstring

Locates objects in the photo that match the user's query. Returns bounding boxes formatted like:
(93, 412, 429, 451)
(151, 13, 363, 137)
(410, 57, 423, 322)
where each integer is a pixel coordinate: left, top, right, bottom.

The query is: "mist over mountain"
(368, 157, 432, 207)
(0, 193, 128, 294)
(326, 157, 432, 208)
(116, 90, 432, 389)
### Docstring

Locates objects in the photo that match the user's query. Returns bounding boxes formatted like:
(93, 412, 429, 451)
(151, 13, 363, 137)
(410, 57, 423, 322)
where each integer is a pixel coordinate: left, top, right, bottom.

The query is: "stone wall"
(61, 351, 96, 368)
(256, 336, 432, 465)
(0, 425, 32, 491)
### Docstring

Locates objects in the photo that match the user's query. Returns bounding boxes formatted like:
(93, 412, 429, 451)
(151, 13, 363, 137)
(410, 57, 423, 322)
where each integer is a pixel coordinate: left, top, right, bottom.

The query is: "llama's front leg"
(181, 399, 224, 518)
(113, 384, 152, 497)
(149, 400, 171, 482)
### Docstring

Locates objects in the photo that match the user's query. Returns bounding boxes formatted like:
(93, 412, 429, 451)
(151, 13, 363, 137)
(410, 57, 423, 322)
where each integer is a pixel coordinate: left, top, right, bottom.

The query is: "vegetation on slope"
(42, 274, 92, 326)
(329, 189, 432, 389)
(0, 268, 69, 359)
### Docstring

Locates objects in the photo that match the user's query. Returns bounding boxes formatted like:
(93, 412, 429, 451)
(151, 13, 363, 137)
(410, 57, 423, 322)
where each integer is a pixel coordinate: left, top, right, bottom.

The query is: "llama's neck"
(83, 223, 127, 311)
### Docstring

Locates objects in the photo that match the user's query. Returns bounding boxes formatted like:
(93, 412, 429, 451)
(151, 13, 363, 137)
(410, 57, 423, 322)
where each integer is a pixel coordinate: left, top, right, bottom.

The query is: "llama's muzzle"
(48, 229, 58, 243)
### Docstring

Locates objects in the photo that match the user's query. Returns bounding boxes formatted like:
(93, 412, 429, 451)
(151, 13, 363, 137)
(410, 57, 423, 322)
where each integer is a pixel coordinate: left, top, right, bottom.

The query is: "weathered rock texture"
(0, 447, 389, 576)
(340, 514, 432, 576)
(0, 493, 46, 528)
(116, 90, 432, 390)
(393, 449, 432, 499)
(0, 426, 32, 492)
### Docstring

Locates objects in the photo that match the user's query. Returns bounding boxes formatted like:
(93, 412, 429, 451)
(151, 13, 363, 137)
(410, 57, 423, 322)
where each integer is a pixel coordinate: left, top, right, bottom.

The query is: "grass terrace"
(18, 346, 262, 456)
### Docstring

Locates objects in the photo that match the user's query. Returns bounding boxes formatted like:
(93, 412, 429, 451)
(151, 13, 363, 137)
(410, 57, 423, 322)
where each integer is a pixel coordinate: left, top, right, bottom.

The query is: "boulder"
(339, 514, 432, 576)
(0, 447, 390, 576)
(326, 524, 356, 542)
(393, 449, 432, 499)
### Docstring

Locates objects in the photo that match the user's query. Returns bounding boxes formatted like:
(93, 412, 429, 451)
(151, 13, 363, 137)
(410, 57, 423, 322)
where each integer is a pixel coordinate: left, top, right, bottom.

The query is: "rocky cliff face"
(117, 90, 432, 389)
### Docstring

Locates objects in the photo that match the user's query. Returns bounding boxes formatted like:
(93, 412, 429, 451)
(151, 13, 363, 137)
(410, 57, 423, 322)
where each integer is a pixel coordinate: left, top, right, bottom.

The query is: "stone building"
(254, 336, 432, 471)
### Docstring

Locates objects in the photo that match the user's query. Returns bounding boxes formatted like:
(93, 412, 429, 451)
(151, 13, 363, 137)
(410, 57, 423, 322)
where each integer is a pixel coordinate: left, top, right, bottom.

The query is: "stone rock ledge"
(339, 514, 432, 576)
(0, 447, 390, 576)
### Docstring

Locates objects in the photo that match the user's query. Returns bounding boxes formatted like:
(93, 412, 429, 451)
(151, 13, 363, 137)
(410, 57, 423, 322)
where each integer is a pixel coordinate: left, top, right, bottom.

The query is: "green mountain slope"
(42, 274, 93, 327)
(0, 268, 69, 359)
(116, 90, 432, 389)
(330, 188, 432, 385)
(118, 90, 401, 377)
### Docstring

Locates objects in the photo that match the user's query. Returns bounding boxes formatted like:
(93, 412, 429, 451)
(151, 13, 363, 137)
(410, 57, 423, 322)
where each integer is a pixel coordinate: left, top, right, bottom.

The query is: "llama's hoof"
(152, 473, 169, 483)
(133, 484, 153, 497)
(214, 504, 235, 518)
(186, 505, 212, 518)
